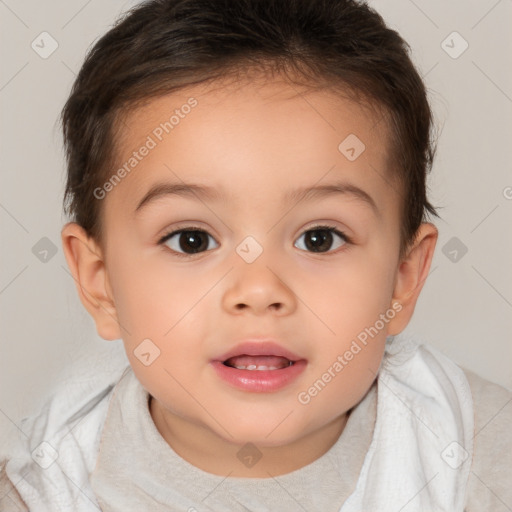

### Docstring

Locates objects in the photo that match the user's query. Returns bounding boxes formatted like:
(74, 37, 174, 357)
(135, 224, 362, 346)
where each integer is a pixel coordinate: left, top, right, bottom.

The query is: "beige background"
(1, 0, 511, 456)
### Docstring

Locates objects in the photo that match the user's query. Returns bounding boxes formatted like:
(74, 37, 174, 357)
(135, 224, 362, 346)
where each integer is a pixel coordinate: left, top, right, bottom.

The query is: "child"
(1, 0, 511, 510)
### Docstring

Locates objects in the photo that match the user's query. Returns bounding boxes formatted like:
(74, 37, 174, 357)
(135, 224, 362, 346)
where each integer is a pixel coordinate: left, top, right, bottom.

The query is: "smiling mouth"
(222, 355, 295, 371)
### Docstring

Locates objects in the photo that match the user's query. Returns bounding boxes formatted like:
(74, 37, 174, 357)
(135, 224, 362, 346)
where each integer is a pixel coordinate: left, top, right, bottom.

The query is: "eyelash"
(157, 224, 352, 259)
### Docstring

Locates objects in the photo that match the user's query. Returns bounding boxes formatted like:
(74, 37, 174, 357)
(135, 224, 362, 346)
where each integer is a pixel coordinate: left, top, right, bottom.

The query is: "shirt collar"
(91, 365, 377, 511)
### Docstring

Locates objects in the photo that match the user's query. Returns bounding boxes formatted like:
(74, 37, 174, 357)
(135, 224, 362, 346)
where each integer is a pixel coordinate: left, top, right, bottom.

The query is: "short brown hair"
(61, 0, 438, 258)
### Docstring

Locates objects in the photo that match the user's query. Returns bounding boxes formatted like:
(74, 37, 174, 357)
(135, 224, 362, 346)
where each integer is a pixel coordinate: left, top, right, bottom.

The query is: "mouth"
(222, 355, 295, 371)
(214, 340, 304, 369)
(211, 340, 306, 392)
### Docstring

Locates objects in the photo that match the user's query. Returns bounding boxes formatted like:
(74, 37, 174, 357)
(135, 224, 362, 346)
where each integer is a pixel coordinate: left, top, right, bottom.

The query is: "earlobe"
(387, 223, 438, 335)
(60, 222, 121, 341)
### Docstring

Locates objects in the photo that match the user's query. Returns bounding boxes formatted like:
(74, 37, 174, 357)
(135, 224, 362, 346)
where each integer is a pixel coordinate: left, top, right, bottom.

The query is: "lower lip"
(210, 360, 307, 392)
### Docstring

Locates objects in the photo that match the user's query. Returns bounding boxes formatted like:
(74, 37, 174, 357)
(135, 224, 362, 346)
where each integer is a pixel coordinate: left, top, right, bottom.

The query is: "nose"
(222, 258, 297, 316)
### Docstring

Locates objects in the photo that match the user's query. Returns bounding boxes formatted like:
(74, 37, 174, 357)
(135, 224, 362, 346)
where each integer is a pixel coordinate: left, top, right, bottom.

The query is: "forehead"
(105, 77, 398, 222)
(116, 76, 390, 156)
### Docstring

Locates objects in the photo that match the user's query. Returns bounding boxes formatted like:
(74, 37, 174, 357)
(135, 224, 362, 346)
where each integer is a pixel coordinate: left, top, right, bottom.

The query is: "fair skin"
(61, 75, 437, 478)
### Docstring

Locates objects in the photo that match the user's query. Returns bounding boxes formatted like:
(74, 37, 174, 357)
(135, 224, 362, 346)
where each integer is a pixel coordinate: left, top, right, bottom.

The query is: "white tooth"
(233, 364, 282, 371)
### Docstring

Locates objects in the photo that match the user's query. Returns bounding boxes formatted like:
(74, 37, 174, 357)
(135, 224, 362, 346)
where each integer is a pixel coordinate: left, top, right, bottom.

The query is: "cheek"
(112, 264, 210, 406)
(107, 245, 192, 332)
(300, 246, 395, 400)
(107, 252, 216, 372)
(300, 325, 386, 423)
(313, 256, 396, 336)
(327, 344, 384, 412)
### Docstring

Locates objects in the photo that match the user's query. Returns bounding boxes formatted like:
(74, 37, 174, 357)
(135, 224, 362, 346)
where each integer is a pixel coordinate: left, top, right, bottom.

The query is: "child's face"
(63, 75, 437, 475)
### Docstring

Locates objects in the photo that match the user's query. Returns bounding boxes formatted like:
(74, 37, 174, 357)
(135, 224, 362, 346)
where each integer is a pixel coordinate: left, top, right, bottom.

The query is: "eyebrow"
(135, 182, 222, 213)
(285, 182, 378, 215)
(134, 180, 378, 215)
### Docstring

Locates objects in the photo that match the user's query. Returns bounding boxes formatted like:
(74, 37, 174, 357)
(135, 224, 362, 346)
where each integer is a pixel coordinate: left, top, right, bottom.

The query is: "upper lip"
(214, 340, 304, 363)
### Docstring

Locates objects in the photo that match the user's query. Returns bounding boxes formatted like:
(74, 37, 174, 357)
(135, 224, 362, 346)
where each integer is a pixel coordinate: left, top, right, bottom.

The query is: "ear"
(387, 222, 438, 335)
(61, 222, 121, 341)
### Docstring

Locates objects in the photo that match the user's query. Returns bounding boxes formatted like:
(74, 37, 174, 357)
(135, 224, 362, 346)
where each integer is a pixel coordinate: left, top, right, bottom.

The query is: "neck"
(149, 396, 348, 478)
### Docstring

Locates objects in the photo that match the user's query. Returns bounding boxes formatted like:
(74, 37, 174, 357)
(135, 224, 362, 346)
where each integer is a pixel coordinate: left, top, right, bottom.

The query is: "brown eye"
(294, 226, 347, 253)
(161, 229, 218, 256)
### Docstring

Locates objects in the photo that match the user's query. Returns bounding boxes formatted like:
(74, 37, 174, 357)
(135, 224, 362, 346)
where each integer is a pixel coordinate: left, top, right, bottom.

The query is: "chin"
(211, 419, 308, 449)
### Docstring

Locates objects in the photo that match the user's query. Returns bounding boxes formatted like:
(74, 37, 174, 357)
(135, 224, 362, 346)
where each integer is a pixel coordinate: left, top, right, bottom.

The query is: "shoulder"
(0, 459, 29, 512)
(463, 367, 512, 511)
